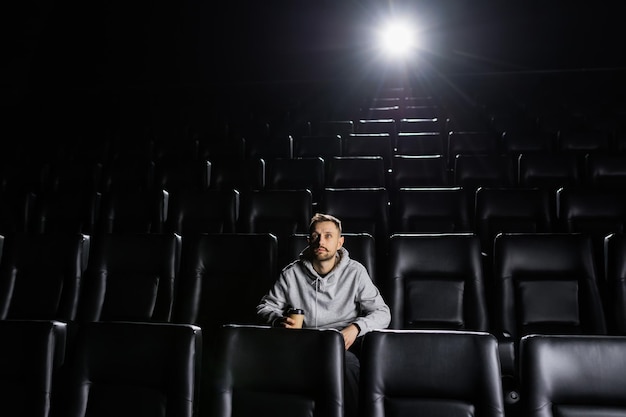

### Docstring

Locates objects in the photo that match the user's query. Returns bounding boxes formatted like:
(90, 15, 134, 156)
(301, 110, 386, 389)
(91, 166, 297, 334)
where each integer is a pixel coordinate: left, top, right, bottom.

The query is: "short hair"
(309, 213, 342, 235)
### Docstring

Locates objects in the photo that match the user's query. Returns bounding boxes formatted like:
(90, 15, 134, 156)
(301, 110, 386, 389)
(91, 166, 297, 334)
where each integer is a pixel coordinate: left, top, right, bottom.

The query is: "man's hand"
(341, 324, 360, 350)
(282, 316, 299, 329)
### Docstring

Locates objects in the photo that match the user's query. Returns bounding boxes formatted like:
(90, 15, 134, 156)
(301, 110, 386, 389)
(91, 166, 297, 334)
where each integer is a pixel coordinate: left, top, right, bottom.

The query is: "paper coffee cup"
(288, 308, 304, 328)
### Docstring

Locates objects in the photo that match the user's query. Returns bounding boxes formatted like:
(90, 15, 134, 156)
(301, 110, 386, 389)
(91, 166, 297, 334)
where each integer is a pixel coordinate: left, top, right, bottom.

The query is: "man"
(257, 213, 391, 417)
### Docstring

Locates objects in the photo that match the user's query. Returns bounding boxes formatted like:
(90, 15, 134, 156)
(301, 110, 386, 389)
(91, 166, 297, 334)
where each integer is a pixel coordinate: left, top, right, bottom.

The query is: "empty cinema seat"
(492, 233, 607, 390)
(390, 155, 449, 189)
(208, 158, 265, 191)
(0, 233, 90, 321)
(387, 233, 489, 331)
(474, 187, 554, 257)
(360, 329, 505, 417)
(0, 320, 67, 417)
(237, 189, 312, 262)
(31, 190, 101, 235)
(59, 321, 202, 417)
(77, 233, 181, 323)
(325, 156, 386, 189)
(207, 324, 344, 417)
(603, 233, 626, 334)
(97, 188, 169, 234)
(172, 233, 278, 333)
(293, 135, 342, 159)
(520, 334, 626, 417)
(390, 187, 472, 234)
(265, 157, 325, 204)
(165, 188, 239, 235)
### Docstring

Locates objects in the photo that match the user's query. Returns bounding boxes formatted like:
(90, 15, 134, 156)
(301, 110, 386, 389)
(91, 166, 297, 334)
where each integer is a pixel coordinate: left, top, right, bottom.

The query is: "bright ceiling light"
(377, 20, 419, 58)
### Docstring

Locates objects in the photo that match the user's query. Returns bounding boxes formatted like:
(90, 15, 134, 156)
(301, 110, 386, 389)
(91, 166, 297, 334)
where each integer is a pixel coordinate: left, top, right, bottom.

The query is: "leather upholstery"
(390, 187, 472, 234)
(387, 233, 489, 331)
(173, 233, 278, 332)
(166, 188, 239, 235)
(604, 233, 626, 334)
(521, 334, 626, 417)
(0, 233, 90, 321)
(0, 320, 66, 417)
(475, 187, 554, 257)
(208, 324, 344, 417)
(77, 233, 181, 322)
(326, 156, 386, 188)
(494, 233, 606, 340)
(98, 188, 168, 234)
(62, 321, 201, 417)
(360, 330, 505, 417)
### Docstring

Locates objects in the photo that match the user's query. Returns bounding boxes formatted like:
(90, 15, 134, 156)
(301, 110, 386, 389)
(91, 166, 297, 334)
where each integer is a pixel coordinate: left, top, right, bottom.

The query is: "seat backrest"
(360, 330, 505, 417)
(97, 188, 169, 234)
(395, 132, 444, 156)
(245, 135, 294, 160)
(448, 131, 500, 166)
(0, 320, 67, 417)
(77, 233, 181, 322)
(293, 135, 342, 159)
(518, 153, 583, 190)
(208, 325, 344, 417)
(493, 233, 606, 340)
(343, 134, 393, 171)
(453, 155, 516, 191)
(475, 187, 554, 256)
(32, 190, 101, 235)
(154, 158, 211, 193)
(326, 156, 386, 189)
(390, 155, 448, 189)
(557, 130, 610, 155)
(285, 232, 377, 283)
(172, 233, 278, 332)
(557, 187, 626, 270)
(521, 334, 626, 417)
(603, 233, 626, 335)
(265, 157, 325, 203)
(166, 188, 239, 235)
(585, 153, 626, 189)
(501, 131, 554, 157)
(62, 321, 201, 417)
(209, 158, 265, 191)
(390, 187, 472, 233)
(0, 233, 90, 321)
(387, 233, 489, 331)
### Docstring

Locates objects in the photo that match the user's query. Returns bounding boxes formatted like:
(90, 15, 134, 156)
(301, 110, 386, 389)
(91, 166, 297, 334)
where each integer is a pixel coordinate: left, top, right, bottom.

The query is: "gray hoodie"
(256, 247, 391, 336)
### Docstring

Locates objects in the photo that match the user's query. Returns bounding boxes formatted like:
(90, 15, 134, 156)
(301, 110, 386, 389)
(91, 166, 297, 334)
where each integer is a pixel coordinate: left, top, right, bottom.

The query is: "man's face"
(308, 221, 344, 262)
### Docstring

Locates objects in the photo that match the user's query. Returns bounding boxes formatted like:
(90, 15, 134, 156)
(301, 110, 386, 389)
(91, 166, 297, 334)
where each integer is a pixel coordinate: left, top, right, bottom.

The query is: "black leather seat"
(166, 188, 239, 235)
(360, 329, 505, 417)
(60, 321, 201, 417)
(326, 156, 386, 189)
(0, 233, 90, 321)
(207, 324, 344, 417)
(520, 334, 626, 417)
(97, 188, 169, 234)
(603, 233, 626, 335)
(208, 158, 265, 191)
(390, 154, 448, 189)
(265, 157, 325, 204)
(0, 320, 67, 417)
(31, 190, 101, 235)
(77, 233, 181, 322)
(475, 187, 554, 257)
(390, 187, 472, 234)
(493, 233, 607, 398)
(172, 233, 278, 333)
(387, 233, 489, 331)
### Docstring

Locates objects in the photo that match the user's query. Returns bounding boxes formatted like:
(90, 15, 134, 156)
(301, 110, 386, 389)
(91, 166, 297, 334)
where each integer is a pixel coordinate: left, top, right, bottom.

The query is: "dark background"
(2, 0, 625, 133)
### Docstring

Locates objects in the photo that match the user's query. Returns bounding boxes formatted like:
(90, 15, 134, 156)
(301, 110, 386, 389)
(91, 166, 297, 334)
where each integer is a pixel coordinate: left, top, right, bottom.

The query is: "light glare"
(378, 20, 418, 58)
